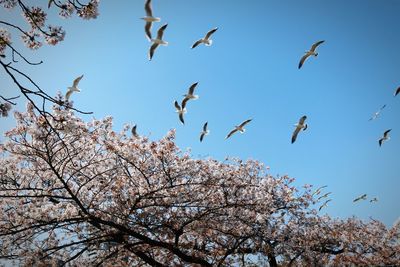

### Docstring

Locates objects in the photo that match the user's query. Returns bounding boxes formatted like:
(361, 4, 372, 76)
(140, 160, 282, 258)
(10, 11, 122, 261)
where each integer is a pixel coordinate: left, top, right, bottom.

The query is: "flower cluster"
(44, 25, 65, 45)
(77, 0, 100, 20)
(21, 30, 41, 50)
(0, 28, 11, 55)
(0, 0, 17, 9)
(58, 3, 75, 19)
(0, 102, 12, 117)
(22, 6, 47, 29)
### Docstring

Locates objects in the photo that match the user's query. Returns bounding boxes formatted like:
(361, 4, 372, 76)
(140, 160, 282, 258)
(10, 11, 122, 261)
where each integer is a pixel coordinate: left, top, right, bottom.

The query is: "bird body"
(183, 82, 199, 100)
(131, 124, 139, 138)
(319, 199, 332, 211)
(298, 40, 324, 69)
(369, 104, 386, 121)
(312, 185, 328, 196)
(317, 192, 332, 201)
(291, 115, 308, 143)
(174, 100, 187, 124)
(226, 119, 252, 139)
(378, 129, 391, 146)
(142, 0, 161, 41)
(353, 194, 367, 202)
(370, 197, 378, 203)
(394, 87, 400, 97)
(65, 75, 83, 100)
(191, 28, 218, 49)
(200, 122, 209, 142)
(149, 24, 168, 60)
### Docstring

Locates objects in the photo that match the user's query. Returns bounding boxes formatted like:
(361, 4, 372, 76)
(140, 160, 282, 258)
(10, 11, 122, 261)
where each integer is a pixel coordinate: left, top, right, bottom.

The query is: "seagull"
(191, 28, 218, 49)
(141, 0, 161, 41)
(225, 119, 252, 139)
(369, 104, 386, 121)
(183, 82, 199, 101)
(353, 194, 367, 202)
(298, 40, 325, 69)
(65, 75, 83, 100)
(200, 122, 209, 142)
(394, 87, 400, 97)
(319, 199, 331, 211)
(291, 115, 308, 143)
(378, 129, 391, 146)
(174, 99, 187, 125)
(312, 185, 328, 196)
(370, 197, 378, 203)
(149, 24, 168, 61)
(317, 192, 332, 201)
(131, 124, 139, 138)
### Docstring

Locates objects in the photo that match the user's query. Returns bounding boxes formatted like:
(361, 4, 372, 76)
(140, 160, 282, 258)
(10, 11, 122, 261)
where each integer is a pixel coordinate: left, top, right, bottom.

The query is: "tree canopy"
(0, 104, 399, 266)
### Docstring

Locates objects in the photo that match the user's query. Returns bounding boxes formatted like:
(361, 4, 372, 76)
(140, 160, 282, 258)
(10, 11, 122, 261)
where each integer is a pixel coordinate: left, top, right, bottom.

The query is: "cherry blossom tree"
(1, 1, 400, 266)
(0, 103, 399, 266)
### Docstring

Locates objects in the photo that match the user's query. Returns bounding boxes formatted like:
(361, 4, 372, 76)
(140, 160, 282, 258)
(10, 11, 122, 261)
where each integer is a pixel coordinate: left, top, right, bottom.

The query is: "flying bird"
(319, 199, 332, 211)
(131, 124, 139, 138)
(353, 194, 367, 202)
(317, 192, 332, 201)
(378, 129, 391, 146)
(370, 197, 378, 203)
(298, 40, 325, 69)
(225, 119, 252, 139)
(65, 74, 83, 100)
(394, 87, 400, 97)
(174, 100, 187, 125)
(291, 115, 308, 143)
(369, 104, 386, 121)
(183, 82, 199, 101)
(149, 24, 168, 61)
(200, 122, 209, 142)
(191, 28, 218, 49)
(312, 185, 328, 196)
(141, 0, 161, 41)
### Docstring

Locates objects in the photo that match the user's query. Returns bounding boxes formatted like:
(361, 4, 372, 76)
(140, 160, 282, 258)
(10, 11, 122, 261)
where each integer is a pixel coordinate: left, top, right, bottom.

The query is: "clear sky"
(1, 0, 399, 226)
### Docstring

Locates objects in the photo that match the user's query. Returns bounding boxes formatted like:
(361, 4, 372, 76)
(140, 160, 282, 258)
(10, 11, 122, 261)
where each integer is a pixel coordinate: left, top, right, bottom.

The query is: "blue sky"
(1, 0, 399, 226)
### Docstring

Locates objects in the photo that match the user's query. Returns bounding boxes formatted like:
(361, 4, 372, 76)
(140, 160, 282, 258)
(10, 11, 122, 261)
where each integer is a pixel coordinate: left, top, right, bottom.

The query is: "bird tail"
(205, 39, 213, 46)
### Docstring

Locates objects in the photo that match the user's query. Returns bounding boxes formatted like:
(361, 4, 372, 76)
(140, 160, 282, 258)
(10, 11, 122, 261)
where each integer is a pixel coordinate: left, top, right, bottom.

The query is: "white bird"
(353, 194, 367, 202)
(370, 197, 378, 203)
(378, 129, 391, 147)
(312, 185, 328, 196)
(200, 122, 209, 142)
(394, 87, 400, 97)
(141, 0, 161, 41)
(369, 104, 386, 121)
(191, 28, 218, 49)
(298, 40, 325, 69)
(174, 99, 187, 125)
(291, 115, 308, 144)
(65, 75, 83, 100)
(225, 119, 252, 139)
(317, 192, 332, 201)
(131, 124, 139, 138)
(183, 82, 199, 101)
(319, 199, 331, 211)
(149, 24, 168, 61)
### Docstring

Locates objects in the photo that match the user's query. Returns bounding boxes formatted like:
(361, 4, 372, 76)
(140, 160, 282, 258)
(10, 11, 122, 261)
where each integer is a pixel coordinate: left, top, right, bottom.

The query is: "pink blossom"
(22, 6, 47, 29)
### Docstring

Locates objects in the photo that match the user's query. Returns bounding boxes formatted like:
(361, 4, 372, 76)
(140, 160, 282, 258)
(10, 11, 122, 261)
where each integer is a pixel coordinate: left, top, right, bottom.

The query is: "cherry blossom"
(0, 28, 11, 55)
(0, 105, 398, 266)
